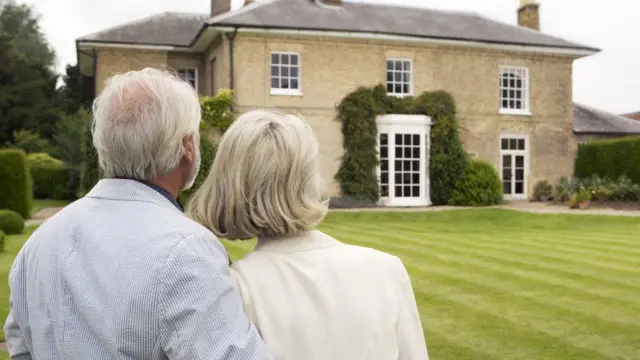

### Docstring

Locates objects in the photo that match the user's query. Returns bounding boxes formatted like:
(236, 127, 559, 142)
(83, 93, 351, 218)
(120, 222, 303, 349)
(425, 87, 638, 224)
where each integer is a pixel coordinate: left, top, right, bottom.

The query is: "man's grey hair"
(92, 67, 201, 180)
(187, 110, 329, 240)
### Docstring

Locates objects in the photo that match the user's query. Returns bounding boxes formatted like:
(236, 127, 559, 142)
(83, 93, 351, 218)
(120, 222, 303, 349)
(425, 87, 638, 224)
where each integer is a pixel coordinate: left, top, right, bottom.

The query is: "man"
(4, 68, 272, 359)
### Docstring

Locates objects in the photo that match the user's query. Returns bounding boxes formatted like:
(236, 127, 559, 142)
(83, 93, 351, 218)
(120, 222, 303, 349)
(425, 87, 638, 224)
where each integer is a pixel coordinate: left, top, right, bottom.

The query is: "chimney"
(518, 0, 540, 31)
(211, 0, 231, 17)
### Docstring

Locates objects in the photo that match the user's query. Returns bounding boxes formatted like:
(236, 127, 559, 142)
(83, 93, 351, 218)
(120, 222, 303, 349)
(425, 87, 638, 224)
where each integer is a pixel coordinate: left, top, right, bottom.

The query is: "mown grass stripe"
(322, 226, 640, 316)
(363, 222, 640, 284)
(362, 222, 640, 273)
(422, 332, 500, 360)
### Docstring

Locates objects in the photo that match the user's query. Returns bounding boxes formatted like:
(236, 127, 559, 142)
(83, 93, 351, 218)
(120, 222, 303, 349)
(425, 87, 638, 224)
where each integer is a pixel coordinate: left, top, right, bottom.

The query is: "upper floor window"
(387, 59, 412, 96)
(177, 68, 197, 90)
(271, 52, 301, 95)
(499, 66, 530, 115)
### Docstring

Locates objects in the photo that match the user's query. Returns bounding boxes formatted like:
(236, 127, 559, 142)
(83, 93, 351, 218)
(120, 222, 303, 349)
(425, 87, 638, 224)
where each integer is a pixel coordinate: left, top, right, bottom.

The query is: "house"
(622, 112, 640, 121)
(76, 0, 600, 205)
(574, 103, 640, 144)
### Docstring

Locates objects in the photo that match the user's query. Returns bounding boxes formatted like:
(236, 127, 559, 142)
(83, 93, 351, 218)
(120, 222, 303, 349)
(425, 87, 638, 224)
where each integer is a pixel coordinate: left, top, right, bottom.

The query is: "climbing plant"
(335, 85, 468, 205)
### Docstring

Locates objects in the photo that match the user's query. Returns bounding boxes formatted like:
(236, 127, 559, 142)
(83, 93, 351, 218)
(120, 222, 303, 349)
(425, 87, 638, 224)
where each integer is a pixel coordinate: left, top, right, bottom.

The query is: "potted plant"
(569, 187, 593, 209)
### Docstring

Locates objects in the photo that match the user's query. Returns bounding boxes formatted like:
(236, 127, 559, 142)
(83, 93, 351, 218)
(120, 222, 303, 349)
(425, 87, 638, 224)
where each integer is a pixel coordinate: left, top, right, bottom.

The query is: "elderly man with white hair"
(4, 68, 272, 360)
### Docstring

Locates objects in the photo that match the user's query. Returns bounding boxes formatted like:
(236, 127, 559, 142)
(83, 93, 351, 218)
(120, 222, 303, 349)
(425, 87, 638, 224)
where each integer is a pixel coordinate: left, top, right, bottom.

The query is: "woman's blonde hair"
(187, 110, 329, 240)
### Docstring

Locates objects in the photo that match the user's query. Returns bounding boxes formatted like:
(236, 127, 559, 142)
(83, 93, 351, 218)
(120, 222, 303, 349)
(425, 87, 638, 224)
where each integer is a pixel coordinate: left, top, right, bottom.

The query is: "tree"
(0, 33, 60, 143)
(0, 0, 55, 67)
(53, 107, 89, 165)
(57, 64, 95, 114)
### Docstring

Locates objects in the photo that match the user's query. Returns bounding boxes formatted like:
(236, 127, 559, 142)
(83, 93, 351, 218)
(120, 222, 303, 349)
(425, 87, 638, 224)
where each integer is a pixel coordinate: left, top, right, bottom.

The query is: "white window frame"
(177, 68, 198, 91)
(270, 51, 302, 96)
(386, 58, 414, 97)
(376, 114, 432, 207)
(499, 133, 530, 200)
(499, 66, 530, 116)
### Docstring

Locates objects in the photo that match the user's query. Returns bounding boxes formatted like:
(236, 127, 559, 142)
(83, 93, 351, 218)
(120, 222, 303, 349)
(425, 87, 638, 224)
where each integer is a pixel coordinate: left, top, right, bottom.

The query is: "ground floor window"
(500, 134, 528, 199)
(377, 115, 432, 207)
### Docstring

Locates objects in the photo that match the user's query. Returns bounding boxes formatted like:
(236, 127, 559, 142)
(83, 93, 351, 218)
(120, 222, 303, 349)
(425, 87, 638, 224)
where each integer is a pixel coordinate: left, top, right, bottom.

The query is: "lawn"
(31, 199, 71, 216)
(2, 209, 640, 359)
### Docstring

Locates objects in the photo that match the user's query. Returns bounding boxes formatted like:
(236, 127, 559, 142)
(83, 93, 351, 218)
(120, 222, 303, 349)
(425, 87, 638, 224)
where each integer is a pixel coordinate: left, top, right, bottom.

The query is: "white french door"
(500, 135, 528, 199)
(377, 115, 432, 207)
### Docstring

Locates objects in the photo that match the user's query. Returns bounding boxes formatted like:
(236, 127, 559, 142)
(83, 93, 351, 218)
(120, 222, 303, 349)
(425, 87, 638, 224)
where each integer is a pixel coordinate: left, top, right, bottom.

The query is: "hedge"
(79, 117, 101, 196)
(335, 85, 468, 205)
(27, 152, 63, 167)
(31, 163, 80, 200)
(575, 137, 640, 184)
(178, 136, 218, 207)
(0, 149, 32, 218)
(0, 230, 5, 252)
(0, 209, 25, 235)
(450, 160, 503, 206)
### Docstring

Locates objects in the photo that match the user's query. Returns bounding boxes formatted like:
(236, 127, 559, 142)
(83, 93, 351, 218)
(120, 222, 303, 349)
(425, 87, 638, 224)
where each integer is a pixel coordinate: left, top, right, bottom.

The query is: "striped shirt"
(3, 179, 272, 360)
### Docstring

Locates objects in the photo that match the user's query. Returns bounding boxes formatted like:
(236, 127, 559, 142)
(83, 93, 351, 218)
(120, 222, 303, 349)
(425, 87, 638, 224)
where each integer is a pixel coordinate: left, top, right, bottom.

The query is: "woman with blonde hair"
(188, 110, 428, 360)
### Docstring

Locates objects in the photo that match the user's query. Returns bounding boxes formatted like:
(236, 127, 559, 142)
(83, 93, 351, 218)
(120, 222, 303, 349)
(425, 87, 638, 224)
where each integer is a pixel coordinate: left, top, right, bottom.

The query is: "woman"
(188, 110, 428, 360)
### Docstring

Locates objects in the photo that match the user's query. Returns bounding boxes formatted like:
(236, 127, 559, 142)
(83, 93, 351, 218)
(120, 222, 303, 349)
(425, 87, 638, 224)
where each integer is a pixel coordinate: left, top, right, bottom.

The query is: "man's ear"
(182, 133, 197, 163)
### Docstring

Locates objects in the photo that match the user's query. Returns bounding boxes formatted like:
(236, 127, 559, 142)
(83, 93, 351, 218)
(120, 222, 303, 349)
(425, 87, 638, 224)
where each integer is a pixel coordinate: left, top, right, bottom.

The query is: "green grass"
(31, 199, 71, 216)
(2, 209, 640, 360)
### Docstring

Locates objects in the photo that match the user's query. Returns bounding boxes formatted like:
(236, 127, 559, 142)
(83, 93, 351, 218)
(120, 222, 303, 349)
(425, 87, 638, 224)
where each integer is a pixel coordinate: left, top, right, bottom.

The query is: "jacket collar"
(254, 230, 340, 253)
(85, 179, 181, 213)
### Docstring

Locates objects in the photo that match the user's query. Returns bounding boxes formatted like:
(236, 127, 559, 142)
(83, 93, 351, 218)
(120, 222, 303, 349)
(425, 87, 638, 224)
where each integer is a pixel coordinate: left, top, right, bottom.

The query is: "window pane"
(412, 186, 420, 197)
(402, 72, 409, 83)
(515, 156, 524, 168)
(403, 160, 411, 171)
(290, 79, 299, 90)
(381, 172, 388, 184)
(503, 182, 511, 194)
(395, 147, 402, 158)
(395, 160, 401, 171)
(503, 169, 511, 180)
(395, 173, 402, 184)
(516, 78, 522, 88)
(187, 69, 196, 78)
(381, 161, 388, 171)
(380, 147, 388, 158)
(404, 147, 411, 158)
(381, 185, 388, 197)
(404, 134, 411, 145)
(412, 173, 419, 184)
(290, 55, 298, 65)
(282, 67, 289, 77)
(509, 78, 515, 87)
(517, 139, 525, 150)
(387, 61, 393, 70)
(502, 99, 509, 108)
(509, 99, 515, 108)
(395, 83, 402, 93)
(395, 61, 402, 71)
(515, 90, 522, 100)
(380, 133, 388, 145)
(281, 54, 290, 65)
(412, 160, 419, 171)
(387, 83, 394, 93)
(515, 182, 524, 194)
(509, 139, 517, 149)
(395, 186, 402, 197)
(412, 147, 420, 158)
(271, 66, 279, 77)
(403, 186, 411, 197)
(402, 84, 409, 94)
(394, 72, 402, 82)
(412, 134, 420, 145)
(509, 90, 515, 99)
(404, 61, 411, 71)
(387, 72, 393, 82)
(281, 78, 289, 89)
(290, 67, 299, 77)
(271, 53, 279, 64)
(395, 134, 402, 144)
(271, 78, 279, 89)
(501, 138, 509, 150)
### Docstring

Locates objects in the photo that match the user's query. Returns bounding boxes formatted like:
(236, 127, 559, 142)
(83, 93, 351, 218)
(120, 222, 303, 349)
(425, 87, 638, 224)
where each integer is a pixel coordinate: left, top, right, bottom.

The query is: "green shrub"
(0, 209, 25, 235)
(31, 163, 78, 200)
(200, 90, 235, 133)
(532, 180, 553, 201)
(27, 152, 63, 167)
(79, 118, 101, 196)
(335, 86, 468, 205)
(575, 137, 640, 184)
(554, 177, 580, 202)
(449, 160, 502, 206)
(10, 129, 53, 154)
(0, 149, 32, 218)
(569, 187, 593, 209)
(53, 108, 89, 165)
(335, 87, 380, 202)
(0, 230, 5, 252)
(178, 136, 218, 206)
(610, 175, 640, 201)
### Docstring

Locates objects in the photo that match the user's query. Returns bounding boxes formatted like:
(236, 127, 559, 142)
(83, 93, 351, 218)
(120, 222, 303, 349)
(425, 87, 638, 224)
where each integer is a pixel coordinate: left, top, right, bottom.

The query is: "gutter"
(210, 26, 600, 57)
(225, 28, 239, 93)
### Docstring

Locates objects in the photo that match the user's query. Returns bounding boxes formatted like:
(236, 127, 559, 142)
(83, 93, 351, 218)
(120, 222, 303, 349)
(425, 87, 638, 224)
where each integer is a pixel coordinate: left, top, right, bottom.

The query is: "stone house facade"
(77, 0, 600, 205)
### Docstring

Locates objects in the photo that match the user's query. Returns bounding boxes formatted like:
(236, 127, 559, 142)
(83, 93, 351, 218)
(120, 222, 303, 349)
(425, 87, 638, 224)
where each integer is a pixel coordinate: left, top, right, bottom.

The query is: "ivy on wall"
(335, 85, 469, 205)
(200, 89, 235, 133)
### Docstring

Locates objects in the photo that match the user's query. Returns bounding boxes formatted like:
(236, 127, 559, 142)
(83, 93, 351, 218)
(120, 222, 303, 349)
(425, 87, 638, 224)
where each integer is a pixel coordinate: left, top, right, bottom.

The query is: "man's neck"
(146, 178, 180, 199)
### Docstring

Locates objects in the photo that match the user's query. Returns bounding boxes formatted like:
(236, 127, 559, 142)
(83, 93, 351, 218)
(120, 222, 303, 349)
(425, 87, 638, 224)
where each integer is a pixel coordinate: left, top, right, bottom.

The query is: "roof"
(622, 112, 640, 121)
(77, 12, 208, 47)
(573, 103, 640, 134)
(77, 0, 598, 53)
(209, 0, 597, 52)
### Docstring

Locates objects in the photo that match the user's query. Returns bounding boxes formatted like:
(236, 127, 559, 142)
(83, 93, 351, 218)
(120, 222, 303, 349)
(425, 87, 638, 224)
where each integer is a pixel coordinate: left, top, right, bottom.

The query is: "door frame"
(376, 114, 432, 207)
(499, 133, 530, 200)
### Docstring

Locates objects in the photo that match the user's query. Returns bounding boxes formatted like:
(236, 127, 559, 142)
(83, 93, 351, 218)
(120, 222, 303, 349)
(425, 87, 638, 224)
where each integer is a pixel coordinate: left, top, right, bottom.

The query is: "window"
(386, 59, 412, 96)
(271, 52, 301, 95)
(178, 68, 197, 90)
(499, 66, 529, 115)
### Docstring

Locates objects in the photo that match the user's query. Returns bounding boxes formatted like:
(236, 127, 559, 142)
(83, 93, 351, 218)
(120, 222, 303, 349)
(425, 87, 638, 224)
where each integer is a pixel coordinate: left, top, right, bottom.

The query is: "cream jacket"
(231, 230, 429, 360)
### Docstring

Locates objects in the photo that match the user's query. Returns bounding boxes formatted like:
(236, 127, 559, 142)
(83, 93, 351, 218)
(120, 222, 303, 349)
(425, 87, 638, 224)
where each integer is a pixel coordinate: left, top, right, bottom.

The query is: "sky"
(18, 0, 640, 114)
